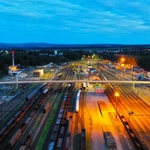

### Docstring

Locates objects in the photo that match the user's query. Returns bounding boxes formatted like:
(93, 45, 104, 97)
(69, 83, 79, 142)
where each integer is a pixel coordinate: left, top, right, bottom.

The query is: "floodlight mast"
(11, 50, 15, 67)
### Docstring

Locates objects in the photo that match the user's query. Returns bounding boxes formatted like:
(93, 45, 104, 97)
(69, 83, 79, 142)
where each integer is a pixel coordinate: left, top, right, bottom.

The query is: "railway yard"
(0, 60, 150, 150)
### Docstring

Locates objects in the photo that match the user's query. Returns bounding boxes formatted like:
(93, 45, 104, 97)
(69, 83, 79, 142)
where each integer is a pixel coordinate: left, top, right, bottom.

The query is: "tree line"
(0, 49, 90, 76)
(0, 48, 150, 77)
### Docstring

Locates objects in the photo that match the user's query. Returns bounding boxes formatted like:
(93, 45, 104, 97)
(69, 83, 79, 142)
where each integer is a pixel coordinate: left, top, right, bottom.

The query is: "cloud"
(0, 0, 150, 43)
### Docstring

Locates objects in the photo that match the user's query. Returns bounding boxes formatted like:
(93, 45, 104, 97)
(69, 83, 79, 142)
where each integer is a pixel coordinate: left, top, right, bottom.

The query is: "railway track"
(101, 66, 150, 149)
(0, 73, 65, 149)
(14, 87, 55, 150)
(0, 84, 42, 128)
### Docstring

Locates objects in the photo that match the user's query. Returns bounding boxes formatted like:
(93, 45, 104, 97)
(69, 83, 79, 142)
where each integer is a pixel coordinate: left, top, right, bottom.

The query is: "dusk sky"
(0, 1, 150, 44)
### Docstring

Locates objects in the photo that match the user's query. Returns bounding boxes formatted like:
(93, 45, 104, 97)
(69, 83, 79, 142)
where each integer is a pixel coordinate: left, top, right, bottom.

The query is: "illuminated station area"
(0, 54, 150, 150)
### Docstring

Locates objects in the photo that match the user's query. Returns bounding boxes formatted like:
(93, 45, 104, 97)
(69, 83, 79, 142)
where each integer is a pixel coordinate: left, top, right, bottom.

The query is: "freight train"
(19, 134, 32, 150)
(48, 83, 75, 150)
(25, 83, 47, 100)
(48, 96, 66, 150)
(43, 102, 50, 114)
(0, 102, 33, 143)
(4, 111, 35, 149)
(0, 83, 53, 148)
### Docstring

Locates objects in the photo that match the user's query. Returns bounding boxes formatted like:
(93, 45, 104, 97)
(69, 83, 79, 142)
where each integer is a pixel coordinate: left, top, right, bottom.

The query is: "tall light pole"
(115, 92, 120, 118)
(121, 57, 125, 77)
(11, 50, 15, 67)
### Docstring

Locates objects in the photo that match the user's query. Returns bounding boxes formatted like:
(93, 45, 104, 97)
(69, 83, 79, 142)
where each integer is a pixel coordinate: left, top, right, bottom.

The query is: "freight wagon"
(6, 129, 22, 148)
(103, 132, 116, 149)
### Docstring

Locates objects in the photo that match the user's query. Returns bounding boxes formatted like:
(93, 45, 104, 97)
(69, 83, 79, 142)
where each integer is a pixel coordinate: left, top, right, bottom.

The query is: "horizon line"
(1, 42, 150, 45)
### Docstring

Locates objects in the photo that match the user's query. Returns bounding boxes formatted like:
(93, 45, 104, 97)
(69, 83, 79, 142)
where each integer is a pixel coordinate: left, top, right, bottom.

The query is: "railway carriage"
(56, 138, 63, 150)
(43, 102, 50, 113)
(75, 89, 81, 112)
(6, 129, 22, 148)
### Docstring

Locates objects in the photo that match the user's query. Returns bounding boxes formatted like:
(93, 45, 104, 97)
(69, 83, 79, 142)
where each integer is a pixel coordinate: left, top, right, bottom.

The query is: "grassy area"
(93, 83, 100, 89)
(35, 94, 62, 150)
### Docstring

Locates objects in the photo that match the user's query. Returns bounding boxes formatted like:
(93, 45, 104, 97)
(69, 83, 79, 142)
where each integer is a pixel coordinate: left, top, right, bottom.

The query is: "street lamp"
(120, 57, 125, 68)
(121, 57, 125, 63)
(120, 57, 125, 76)
(115, 92, 120, 118)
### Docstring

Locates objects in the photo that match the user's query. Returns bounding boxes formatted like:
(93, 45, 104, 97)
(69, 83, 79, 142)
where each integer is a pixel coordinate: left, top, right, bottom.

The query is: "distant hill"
(0, 42, 150, 50)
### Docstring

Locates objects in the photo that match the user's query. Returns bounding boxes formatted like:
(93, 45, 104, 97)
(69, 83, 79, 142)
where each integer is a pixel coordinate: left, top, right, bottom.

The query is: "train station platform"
(84, 83, 136, 150)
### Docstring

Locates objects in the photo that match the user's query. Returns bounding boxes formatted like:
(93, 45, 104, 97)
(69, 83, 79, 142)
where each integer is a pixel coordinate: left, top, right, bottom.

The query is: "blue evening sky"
(0, 0, 150, 44)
